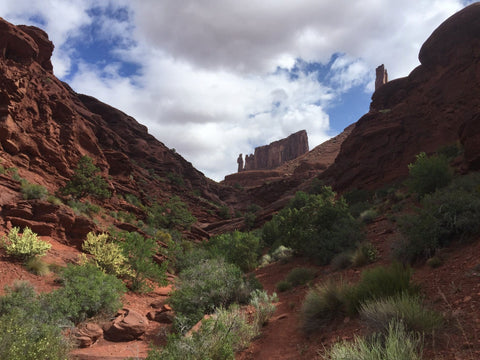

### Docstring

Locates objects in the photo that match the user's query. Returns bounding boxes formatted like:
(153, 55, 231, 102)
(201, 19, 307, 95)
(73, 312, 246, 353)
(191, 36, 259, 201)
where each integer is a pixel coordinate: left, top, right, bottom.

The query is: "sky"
(0, 0, 476, 181)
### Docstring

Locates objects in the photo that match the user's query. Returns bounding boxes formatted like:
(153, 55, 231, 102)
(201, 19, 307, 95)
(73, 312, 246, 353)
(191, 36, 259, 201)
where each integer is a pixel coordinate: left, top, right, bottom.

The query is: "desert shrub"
(2, 227, 51, 259)
(125, 193, 143, 207)
(249, 289, 278, 327)
(325, 321, 423, 360)
(148, 306, 257, 360)
(25, 256, 50, 276)
(397, 177, 480, 262)
(20, 180, 48, 200)
(344, 263, 418, 315)
(147, 196, 196, 230)
(426, 256, 443, 268)
(68, 200, 101, 217)
(119, 231, 168, 292)
(82, 232, 132, 277)
(47, 195, 63, 205)
(276, 280, 292, 292)
(61, 155, 111, 200)
(166, 172, 185, 187)
(169, 258, 244, 332)
(0, 310, 70, 360)
(206, 231, 260, 272)
(285, 267, 316, 287)
(0, 282, 70, 359)
(46, 263, 126, 323)
(359, 209, 378, 223)
(351, 242, 378, 267)
(330, 251, 353, 270)
(243, 211, 257, 230)
(437, 142, 463, 159)
(407, 152, 452, 197)
(301, 279, 347, 333)
(261, 188, 364, 265)
(360, 292, 443, 334)
(218, 204, 231, 219)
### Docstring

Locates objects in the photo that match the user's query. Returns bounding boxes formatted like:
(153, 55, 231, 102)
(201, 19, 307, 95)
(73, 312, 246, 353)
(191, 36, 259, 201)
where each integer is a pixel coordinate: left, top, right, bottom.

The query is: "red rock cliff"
(321, 3, 480, 192)
(240, 130, 308, 171)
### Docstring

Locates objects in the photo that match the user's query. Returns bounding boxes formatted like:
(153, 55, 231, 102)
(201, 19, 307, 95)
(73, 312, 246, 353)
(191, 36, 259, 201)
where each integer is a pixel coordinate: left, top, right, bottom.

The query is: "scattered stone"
(72, 323, 103, 348)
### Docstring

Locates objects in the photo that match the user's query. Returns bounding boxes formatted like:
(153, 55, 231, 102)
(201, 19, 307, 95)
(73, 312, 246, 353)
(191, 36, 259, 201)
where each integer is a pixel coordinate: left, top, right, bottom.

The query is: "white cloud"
(1, 0, 475, 180)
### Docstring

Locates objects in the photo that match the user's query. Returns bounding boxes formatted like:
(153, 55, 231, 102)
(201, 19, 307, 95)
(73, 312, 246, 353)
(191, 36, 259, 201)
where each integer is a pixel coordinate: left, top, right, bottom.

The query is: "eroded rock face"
(321, 2, 480, 192)
(103, 309, 149, 342)
(239, 130, 309, 172)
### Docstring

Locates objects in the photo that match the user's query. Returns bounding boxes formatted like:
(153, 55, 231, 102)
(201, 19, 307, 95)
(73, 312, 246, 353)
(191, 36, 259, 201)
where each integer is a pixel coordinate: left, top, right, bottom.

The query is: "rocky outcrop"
(103, 309, 149, 342)
(321, 2, 480, 192)
(375, 64, 388, 90)
(239, 130, 308, 172)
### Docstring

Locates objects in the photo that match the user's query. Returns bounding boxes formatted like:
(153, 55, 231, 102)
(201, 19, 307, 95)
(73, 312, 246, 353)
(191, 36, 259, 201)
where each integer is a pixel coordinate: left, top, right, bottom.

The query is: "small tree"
(407, 152, 452, 197)
(61, 156, 111, 200)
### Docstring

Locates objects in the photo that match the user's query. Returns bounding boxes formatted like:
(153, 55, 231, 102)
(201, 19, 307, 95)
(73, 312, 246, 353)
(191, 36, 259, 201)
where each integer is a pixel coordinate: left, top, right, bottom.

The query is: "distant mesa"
(237, 130, 309, 172)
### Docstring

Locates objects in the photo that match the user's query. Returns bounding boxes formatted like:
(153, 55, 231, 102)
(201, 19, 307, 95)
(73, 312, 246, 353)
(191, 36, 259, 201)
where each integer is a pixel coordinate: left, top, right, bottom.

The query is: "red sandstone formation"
(375, 64, 388, 90)
(238, 130, 308, 172)
(321, 2, 480, 192)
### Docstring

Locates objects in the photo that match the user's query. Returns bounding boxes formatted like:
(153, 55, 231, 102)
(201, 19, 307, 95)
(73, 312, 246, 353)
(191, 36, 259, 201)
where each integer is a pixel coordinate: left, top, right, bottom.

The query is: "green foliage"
(119, 231, 168, 292)
(301, 279, 347, 333)
(300, 264, 418, 333)
(206, 231, 260, 272)
(360, 293, 443, 334)
(0, 309, 70, 360)
(407, 152, 453, 197)
(262, 188, 364, 264)
(344, 263, 418, 315)
(0, 282, 70, 359)
(47, 263, 126, 324)
(351, 242, 378, 267)
(20, 180, 48, 200)
(61, 155, 111, 199)
(25, 256, 50, 276)
(47, 195, 63, 205)
(276, 280, 292, 292)
(82, 232, 132, 277)
(397, 174, 480, 262)
(68, 199, 101, 217)
(2, 227, 51, 259)
(325, 321, 423, 360)
(249, 289, 278, 327)
(147, 196, 196, 230)
(166, 172, 185, 187)
(359, 209, 378, 223)
(169, 258, 244, 332)
(148, 306, 257, 360)
(218, 204, 231, 219)
(285, 267, 316, 287)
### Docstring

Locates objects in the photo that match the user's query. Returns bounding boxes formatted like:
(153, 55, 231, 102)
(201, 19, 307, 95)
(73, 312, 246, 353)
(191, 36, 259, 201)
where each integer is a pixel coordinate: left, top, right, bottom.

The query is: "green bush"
(206, 231, 260, 272)
(330, 251, 353, 271)
(148, 306, 257, 360)
(359, 209, 378, 224)
(0, 310, 70, 360)
(407, 152, 452, 197)
(46, 263, 126, 323)
(82, 232, 132, 277)
(360, 292, 443, 334)
(276, 280, 292, 292)
(398, 176, 480, 262)
(344, 263, 418, 315)
(119, 231, 168, 292)
(301, 279, 347, 333)
(169, 258, 244, 332)
(0, 282, 70, 359)
(147, 196, 196, 230)
(285, 267, 316, 287)
(2, 227, 51, 259)
(68, 200, 101, 217)
(351, 242, 378, 267)
(249, 289, 278, 327)
(218, 204, 231, 219)
(261, 188, 364, 265)
(25, 256, 50, 276)
(326, 321, 423, 360)
(20, 180, 48, 200)
(61, 155, 111, 200)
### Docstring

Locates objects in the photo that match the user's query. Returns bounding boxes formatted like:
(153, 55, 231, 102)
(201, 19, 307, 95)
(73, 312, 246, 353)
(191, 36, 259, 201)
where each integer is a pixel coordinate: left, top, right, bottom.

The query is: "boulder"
(72, 323, 103, 348)
(103, 309, 148, 342)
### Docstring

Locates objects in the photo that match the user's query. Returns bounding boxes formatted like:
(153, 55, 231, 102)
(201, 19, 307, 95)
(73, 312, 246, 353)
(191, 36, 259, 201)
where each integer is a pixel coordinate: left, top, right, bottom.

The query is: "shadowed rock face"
(241, 130, 309, 171)
(321, 2, 480, 192)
